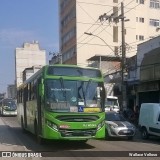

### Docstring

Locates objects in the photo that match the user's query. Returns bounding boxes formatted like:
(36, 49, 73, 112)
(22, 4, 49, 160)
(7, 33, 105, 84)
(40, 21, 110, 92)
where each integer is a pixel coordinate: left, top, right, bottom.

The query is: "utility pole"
(98, 2, 128, 111)
(120, 2, 127, 111)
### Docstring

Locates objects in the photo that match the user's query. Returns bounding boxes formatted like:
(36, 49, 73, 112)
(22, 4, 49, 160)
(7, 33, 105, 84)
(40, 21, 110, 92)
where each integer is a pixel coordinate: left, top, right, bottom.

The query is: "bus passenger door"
(36, 78, 43, 135)
(23, 86, 28, 128)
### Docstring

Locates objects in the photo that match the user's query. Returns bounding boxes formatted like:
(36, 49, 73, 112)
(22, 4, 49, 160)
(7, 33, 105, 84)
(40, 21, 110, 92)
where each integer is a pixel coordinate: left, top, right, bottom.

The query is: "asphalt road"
(0, 116, 160, 160)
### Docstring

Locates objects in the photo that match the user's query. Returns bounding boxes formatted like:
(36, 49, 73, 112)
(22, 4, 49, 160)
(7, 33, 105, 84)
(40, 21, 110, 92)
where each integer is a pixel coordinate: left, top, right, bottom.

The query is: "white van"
(138, 103, 160, 139)
(105, 96, 120, 112)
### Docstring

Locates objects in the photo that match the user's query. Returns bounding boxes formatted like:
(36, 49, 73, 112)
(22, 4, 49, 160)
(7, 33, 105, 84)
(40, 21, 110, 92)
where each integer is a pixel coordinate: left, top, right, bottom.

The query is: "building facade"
(22, 66, 43, 82)
(7, 84, 16, 99)
(127, 35, 160, 108)
(15, 41, 46, 88)
(59, 0, 160, 66)
(0, 93, 6, 101)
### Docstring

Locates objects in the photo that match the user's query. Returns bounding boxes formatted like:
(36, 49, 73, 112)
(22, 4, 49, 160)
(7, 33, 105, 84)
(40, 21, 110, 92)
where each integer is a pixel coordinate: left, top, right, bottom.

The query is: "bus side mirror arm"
(39, 79, 44, 97)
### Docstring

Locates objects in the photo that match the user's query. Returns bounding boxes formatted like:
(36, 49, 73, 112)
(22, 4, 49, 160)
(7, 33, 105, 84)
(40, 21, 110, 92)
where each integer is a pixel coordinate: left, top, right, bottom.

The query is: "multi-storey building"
(15, 41, 46, 88)
(22, 66, 43, 82)
(7, 84, 16, 99)
(59, 0, 160, 67)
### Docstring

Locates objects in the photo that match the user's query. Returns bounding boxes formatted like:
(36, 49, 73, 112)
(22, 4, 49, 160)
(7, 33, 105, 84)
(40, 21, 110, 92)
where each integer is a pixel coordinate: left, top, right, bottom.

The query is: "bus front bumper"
(43, 125, 105, 140)
(2, 110, 17, 116)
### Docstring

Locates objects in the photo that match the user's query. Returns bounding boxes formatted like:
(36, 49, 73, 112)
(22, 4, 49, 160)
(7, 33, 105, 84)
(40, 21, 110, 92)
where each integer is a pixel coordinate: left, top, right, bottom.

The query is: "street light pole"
(84, 32, 115, 69)
(86, 2, 128, 111)
(84, 32, 115, 52)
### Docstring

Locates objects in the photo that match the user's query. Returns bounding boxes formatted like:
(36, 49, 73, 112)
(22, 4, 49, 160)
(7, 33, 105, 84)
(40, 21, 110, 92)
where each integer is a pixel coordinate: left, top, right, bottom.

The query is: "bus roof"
(18, 64, 103, 89)
(47, 64, 100, 70)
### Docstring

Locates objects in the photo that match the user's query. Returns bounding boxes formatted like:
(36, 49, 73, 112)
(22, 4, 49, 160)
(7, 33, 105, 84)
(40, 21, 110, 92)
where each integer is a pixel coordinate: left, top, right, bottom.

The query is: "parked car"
(105, 111, 136, 140)
(139, 103, 160, 139)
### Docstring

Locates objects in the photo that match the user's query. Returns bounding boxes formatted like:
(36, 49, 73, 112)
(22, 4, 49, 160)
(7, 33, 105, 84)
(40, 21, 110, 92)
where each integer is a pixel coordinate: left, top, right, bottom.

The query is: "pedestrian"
(133, 105, 139, 125)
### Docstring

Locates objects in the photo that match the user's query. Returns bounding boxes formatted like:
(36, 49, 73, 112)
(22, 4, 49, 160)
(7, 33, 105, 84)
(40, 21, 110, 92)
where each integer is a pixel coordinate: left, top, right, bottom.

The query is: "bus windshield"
(45, 79, 104, 112)
(47, 66, 102, 78)
(3, 99, 17, 110)
(105, 98, 118, 106)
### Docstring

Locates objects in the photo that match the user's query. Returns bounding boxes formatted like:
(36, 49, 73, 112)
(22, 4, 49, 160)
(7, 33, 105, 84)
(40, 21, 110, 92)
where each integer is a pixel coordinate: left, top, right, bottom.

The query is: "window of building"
(136, 35, 138, 40)
(63, 46, 76, 62)
(140, 0, 144, 4)
(113, 26, 118, 42)
(60, 0, 70, 10)
(113, 0, 118, 3)
(62, 27, 76, 45)
(136, 17, 138, 22)
(114, 46, 119, 56)
(61, 8, 76, 28)
(139, 35, 144, 40)
(139, 17, 144, 23)
(149, 19, 160, 27)
(150, 0, 160, 9)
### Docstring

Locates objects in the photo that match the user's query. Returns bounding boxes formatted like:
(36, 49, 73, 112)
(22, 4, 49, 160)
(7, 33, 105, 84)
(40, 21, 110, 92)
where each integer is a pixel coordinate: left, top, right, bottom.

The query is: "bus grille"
(59, 129, 96, 137)
(56, 115, 99, 122)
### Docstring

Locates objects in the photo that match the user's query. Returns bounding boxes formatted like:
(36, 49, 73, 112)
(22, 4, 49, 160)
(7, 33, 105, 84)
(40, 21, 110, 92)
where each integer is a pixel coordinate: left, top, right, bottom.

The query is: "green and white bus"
(17, 64, 106, 143)
(0, 98, 17, 116)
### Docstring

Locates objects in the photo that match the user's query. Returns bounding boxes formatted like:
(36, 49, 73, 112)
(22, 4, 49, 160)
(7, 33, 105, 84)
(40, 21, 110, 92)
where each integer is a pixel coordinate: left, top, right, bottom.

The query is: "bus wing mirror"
(39, 79, 44, 97)
(96, 87, 101, 98)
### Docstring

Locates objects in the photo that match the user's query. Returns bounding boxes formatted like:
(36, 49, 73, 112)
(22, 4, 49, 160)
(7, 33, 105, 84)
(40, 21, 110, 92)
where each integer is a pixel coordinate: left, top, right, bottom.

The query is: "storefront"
(138, 81, 160, 106)
(138, 47, 160, 107)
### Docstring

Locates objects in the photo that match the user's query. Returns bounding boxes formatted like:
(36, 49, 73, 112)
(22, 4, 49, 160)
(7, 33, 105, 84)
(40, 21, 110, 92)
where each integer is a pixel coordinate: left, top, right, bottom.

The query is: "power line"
(77, 1, 150, 66)
(77, 1, 122, 43)
(61, 0, 147, 66)
(77, 1, 117, 7)
(76, 3, 100, 41)
(77, 0, 138, 52)
(79, 0, 141, 47)
(79, 0, 135, 40)
(78, 42, 116, 47)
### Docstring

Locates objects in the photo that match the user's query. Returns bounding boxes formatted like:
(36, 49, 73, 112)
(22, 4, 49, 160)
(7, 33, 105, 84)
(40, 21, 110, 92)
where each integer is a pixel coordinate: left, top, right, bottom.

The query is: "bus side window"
(27, 83, 31, 101)
(31, 81, 36, 100)
(24, 86, 28, 102)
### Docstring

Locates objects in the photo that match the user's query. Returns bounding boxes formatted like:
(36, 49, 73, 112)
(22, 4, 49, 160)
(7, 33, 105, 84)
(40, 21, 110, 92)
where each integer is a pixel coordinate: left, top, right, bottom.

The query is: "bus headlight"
(46, 120, 58, 131)
(97, 121, 105, 130)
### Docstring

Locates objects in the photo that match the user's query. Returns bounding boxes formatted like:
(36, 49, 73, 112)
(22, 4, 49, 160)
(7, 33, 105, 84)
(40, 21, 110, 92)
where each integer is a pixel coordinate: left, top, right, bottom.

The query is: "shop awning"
(87, 54, 122, 62)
